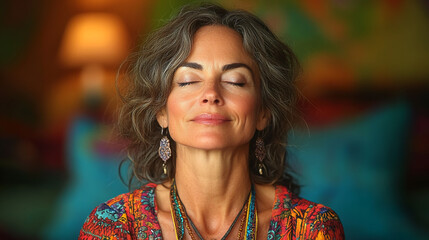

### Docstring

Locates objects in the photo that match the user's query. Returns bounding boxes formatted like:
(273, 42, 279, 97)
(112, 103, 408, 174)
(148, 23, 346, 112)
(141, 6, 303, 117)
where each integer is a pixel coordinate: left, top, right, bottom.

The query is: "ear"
(156, 108, 168, 128)
(256, 108, 270, 131)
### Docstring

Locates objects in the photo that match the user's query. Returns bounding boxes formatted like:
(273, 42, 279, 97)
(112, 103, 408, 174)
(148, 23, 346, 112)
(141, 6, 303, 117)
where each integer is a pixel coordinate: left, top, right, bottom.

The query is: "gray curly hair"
(117, 3, 301, 194)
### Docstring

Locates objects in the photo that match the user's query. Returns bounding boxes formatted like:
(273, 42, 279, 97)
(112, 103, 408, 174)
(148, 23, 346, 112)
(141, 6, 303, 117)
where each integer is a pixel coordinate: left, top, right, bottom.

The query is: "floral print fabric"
(79, 183, 344, 239)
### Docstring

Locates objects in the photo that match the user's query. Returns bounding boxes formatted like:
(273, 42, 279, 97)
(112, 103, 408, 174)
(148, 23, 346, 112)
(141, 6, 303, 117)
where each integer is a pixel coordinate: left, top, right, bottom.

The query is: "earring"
(158, 128, 171, 175)
(255, 137, 266, 175)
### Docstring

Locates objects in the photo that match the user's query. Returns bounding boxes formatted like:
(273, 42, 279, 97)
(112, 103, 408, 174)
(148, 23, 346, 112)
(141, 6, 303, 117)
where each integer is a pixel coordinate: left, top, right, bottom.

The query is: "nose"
(201, 82, 224, 105)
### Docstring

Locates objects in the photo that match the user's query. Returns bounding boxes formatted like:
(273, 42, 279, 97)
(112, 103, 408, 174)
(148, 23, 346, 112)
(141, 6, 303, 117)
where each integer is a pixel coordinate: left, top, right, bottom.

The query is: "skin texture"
(156, 25, 273, 239)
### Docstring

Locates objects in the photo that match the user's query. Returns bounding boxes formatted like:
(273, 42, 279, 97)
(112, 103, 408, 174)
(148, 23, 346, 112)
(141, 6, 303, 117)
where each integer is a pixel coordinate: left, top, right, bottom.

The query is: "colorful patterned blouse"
(79, 183, 344, 239)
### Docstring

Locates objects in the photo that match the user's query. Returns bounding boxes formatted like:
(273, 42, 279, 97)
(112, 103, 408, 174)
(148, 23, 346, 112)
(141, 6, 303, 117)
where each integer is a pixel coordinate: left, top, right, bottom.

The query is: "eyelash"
(178, 82, 245, 87)
(228, 82, 245, 87)
(178, 82, 196, 87)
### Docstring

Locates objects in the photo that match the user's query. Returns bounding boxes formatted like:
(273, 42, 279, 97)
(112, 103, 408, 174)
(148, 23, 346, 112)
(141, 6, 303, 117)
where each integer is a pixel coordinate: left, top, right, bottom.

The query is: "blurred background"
(0, 0, 428, 239)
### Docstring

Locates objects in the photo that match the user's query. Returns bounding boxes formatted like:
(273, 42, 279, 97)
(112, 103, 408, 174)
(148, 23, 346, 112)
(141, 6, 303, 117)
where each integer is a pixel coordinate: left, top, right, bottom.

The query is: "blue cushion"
(42, 116, 128, 240)
(288, 101, 426, 239)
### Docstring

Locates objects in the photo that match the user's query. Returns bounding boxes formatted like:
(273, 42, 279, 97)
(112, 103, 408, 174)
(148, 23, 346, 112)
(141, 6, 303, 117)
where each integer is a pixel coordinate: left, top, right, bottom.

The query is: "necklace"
(244, 185, 257, 239)
(181, 188, 248, 240)
(236, 203, 247, 239)
(170, 180, 258, 240)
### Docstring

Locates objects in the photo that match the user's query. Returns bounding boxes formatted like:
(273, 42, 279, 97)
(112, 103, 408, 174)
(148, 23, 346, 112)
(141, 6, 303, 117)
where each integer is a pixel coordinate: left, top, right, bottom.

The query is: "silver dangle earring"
(255, 136, 266, 175)
(158, 128, 171, 175)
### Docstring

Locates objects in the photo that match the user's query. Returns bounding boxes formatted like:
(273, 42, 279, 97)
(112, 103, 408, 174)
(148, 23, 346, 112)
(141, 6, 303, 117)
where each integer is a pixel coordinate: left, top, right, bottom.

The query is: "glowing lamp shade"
(59, 13, 129, 67)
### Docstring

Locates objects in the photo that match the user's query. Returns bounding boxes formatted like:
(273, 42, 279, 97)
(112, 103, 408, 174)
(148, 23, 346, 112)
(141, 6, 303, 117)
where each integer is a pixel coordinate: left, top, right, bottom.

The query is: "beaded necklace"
(170, 180, 258, 240)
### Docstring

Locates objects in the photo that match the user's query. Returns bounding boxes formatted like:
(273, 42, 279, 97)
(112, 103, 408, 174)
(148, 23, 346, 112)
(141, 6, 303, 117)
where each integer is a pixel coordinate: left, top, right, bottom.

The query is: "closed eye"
(177, 82, 197, 87)
(226, 82, 245, 87)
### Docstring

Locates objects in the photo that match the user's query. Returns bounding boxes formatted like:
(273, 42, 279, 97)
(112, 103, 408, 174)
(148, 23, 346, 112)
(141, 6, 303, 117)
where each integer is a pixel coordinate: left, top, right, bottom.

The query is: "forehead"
(193, 25, 242, 45)
(187, 25, 256, 68)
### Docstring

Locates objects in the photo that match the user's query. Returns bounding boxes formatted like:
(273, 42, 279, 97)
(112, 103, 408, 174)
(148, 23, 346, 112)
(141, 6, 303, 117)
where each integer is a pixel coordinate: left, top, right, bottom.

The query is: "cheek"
(165, 93, 189, 135)
(166, 96, 181, 124)
(232, 93, 259, 123)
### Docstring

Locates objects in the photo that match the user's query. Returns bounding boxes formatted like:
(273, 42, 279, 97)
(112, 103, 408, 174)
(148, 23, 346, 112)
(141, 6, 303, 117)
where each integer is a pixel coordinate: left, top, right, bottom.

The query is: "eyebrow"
(178, 62, 254, 76)
(179, 62, 203, 70)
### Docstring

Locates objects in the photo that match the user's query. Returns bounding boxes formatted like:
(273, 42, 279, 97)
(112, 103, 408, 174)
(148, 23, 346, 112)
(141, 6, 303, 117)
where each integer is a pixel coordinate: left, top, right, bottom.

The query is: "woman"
(79, 3, 344, 240)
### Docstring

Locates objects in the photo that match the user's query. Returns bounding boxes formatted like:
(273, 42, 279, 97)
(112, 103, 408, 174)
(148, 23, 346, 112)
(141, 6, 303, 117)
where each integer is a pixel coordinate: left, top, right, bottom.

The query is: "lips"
(192, 113, 230, 125)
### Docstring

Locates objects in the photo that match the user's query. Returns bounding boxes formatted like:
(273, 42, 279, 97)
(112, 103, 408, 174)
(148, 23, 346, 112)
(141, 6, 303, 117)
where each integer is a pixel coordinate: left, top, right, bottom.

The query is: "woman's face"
(157, 25, 268, 150)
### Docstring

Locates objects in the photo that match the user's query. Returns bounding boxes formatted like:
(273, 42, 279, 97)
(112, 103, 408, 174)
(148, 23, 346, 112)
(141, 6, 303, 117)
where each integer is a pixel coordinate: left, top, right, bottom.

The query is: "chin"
(177, 136, 250, 151)
(184, 139, 232, 150)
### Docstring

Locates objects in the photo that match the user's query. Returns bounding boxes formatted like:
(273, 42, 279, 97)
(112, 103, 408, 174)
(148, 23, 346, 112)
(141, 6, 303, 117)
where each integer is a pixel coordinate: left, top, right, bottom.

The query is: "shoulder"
(79, 183, 159, 239)
(271, 185, 345, 240)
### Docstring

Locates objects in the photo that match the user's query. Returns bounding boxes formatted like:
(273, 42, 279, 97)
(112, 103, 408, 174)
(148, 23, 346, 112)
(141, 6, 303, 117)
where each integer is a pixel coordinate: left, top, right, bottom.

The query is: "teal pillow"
(42, 116, 128, 240)
(288, 101, 426, 239)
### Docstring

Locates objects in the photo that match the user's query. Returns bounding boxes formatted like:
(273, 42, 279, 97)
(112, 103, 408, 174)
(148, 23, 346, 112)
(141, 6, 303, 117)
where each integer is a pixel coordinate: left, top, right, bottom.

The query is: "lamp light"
(58, 12, 129, 102)
(59, 12, 129, 67)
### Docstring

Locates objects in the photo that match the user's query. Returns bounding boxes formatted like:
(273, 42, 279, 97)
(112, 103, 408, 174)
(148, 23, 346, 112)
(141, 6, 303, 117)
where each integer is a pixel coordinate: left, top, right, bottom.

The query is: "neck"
(173, 143, 252, 234)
